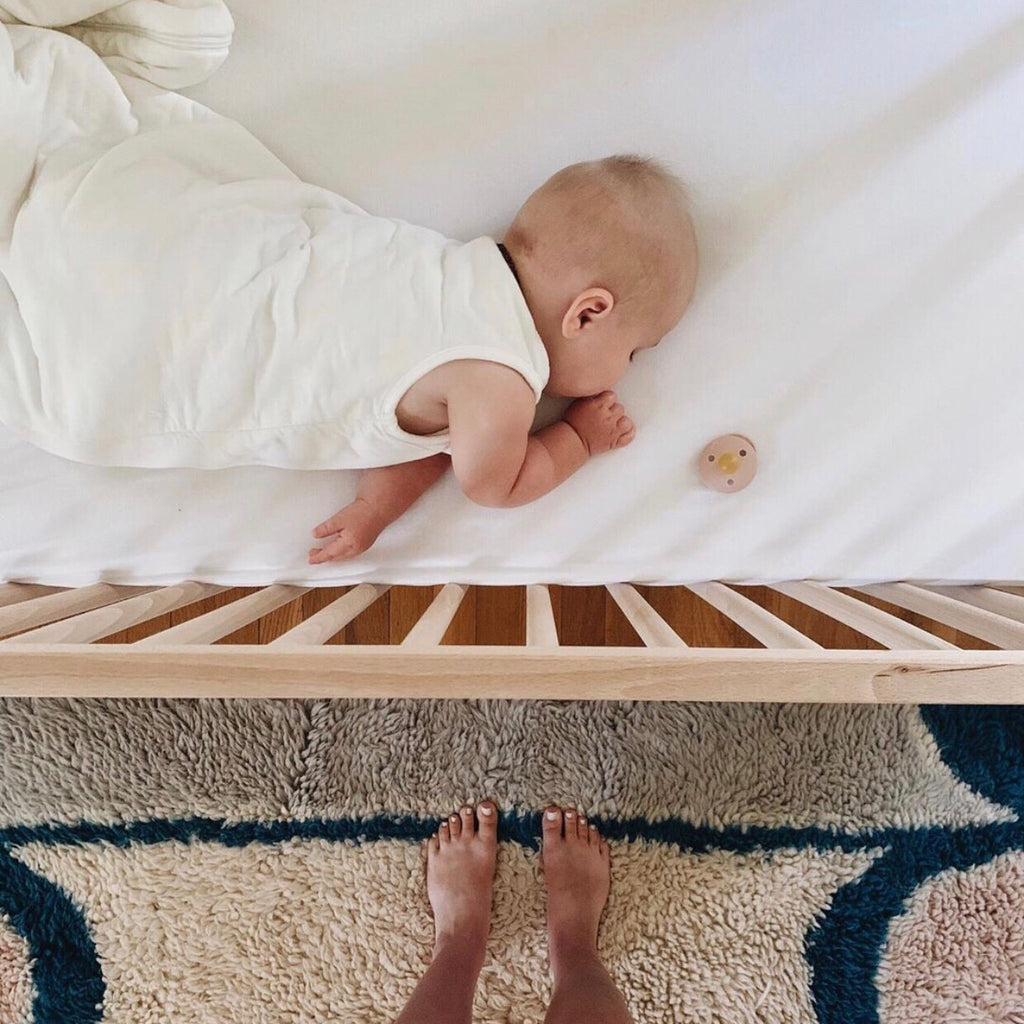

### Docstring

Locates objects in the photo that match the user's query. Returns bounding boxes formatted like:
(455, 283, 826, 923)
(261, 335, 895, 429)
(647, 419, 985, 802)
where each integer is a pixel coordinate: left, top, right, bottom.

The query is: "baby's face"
(545, 290, 690, 399)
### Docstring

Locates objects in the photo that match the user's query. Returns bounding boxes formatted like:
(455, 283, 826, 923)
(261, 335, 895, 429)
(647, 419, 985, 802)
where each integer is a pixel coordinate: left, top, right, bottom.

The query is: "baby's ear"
(561, 288, 615, 338)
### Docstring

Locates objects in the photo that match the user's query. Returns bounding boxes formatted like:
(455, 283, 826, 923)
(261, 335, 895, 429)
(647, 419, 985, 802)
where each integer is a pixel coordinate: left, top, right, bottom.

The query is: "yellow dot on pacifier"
(717, 452, 740, 475)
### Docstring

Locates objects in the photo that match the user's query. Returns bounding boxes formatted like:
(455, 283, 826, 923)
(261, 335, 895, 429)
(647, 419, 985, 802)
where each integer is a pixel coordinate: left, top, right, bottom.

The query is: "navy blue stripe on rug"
(806, 820, 1022, 1024)
(920, 704, 1024, 815)
(0, 845, 103, 1024)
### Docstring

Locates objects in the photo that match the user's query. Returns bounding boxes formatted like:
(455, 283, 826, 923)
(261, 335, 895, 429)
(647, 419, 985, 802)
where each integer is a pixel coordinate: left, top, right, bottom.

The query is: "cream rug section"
(0, 699, 1021, 1024)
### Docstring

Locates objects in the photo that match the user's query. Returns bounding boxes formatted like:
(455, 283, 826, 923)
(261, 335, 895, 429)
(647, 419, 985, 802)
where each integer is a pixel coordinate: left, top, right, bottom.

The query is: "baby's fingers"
(312, 515, 344, 538)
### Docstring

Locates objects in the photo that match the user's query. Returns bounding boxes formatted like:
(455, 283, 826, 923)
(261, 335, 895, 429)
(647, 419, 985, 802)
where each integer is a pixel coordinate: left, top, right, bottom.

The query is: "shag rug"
(0, 698, 1022, 1024)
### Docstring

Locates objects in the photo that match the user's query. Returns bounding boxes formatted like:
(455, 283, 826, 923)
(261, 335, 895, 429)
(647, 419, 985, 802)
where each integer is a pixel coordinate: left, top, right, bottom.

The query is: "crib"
(1, 580, 1022, 701)
(3, 4, 1023, 703)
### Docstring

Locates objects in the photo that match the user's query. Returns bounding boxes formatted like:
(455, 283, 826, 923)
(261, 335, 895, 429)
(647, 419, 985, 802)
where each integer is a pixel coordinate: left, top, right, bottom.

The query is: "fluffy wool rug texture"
(0, 698, 1022, 1024)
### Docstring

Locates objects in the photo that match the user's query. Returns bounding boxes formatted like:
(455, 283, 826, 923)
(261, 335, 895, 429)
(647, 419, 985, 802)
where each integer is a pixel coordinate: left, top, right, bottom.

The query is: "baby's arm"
(448, 363, 635, 508)
(309, 453, 449, 564)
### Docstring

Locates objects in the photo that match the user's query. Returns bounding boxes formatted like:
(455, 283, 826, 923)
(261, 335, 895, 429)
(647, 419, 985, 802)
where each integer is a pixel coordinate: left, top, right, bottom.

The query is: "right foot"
(426, 801, 499, 967)
(541, 806, 611, 975)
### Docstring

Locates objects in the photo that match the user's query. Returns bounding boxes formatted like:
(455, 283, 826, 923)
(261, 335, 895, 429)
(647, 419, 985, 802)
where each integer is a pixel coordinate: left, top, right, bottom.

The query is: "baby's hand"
(563, 391, 636, 456)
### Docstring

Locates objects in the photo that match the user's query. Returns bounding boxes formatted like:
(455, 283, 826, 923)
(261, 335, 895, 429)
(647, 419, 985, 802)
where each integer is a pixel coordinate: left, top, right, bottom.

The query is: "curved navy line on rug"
(2, 813, 1023, 1024)
(920, 705, 1024, 815)
(0, 845, 103, 1024)
(806, 820, 1024, 1024)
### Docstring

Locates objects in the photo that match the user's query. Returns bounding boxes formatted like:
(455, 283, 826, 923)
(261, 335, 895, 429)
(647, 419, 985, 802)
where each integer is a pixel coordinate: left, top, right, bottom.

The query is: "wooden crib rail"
(0, 581, 1022, 701)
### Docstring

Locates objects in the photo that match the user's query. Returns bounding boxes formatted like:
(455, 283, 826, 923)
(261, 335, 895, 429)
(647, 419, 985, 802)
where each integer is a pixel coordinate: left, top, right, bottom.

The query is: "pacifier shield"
(698, 434, 757, 492)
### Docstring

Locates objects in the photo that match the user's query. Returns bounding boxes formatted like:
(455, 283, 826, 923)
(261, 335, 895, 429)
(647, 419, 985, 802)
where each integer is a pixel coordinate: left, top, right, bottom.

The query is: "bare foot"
(426, 801, 499, 968)
(308, 497, 385, 564)
(541, 806, 611, 980)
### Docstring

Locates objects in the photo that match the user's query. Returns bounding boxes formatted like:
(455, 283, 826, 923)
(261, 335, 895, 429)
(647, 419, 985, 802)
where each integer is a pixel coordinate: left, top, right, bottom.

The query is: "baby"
(309, 154, 698, 564)
(2, 138, 696, 562)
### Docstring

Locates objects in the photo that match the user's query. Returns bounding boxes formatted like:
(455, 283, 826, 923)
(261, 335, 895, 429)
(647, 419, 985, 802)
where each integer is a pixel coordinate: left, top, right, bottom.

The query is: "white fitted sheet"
(2, 0, 1023, 587)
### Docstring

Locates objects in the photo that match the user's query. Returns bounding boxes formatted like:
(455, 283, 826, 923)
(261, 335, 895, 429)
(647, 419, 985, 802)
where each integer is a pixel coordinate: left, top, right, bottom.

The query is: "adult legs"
(393, 801, 498, 1024)
(541, 807, 635, 1024)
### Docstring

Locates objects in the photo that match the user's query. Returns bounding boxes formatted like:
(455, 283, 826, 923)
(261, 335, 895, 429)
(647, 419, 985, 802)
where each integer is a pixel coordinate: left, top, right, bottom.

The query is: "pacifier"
(698, 434, 757, 492)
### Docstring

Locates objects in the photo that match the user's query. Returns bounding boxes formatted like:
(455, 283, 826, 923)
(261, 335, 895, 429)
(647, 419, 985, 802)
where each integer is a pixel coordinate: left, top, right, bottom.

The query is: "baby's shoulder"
(398, 359, 535, 434)
(417, 359, 535, 405)
(443, 358, 537, 411)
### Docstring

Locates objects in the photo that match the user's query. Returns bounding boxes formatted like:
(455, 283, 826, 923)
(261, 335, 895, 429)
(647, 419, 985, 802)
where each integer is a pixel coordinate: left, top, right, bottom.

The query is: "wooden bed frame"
(1, 580, 1022, 701)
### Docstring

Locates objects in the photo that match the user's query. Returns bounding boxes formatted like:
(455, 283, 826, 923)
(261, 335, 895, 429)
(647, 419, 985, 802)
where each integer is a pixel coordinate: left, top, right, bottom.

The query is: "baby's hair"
(563, 153, 691, 210)
(508, 154, 697, 325)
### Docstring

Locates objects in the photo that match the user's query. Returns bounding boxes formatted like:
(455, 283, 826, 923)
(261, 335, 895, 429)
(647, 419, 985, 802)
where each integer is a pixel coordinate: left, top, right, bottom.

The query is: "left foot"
(426, 801, 499, 965)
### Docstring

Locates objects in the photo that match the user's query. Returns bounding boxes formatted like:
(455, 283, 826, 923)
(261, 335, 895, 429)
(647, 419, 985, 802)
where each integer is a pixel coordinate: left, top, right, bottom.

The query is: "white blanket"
(2, 0, 1023, 587)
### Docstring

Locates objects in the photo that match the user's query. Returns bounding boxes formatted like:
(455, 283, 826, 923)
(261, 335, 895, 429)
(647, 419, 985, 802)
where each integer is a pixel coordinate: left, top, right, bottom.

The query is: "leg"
(309, 453, 449, 563)
(393, 800, 499, 1024)
(541, 807, 634, 1024)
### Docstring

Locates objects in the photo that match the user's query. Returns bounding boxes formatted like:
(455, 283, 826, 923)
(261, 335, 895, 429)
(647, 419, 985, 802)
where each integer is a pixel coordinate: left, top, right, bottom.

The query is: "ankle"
(432, 929, 488, 972)
(549, 935, 601, 983)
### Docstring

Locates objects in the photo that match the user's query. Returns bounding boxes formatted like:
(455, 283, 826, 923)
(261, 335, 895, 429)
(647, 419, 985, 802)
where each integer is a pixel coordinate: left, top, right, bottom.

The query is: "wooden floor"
(97, 585, 997, 650)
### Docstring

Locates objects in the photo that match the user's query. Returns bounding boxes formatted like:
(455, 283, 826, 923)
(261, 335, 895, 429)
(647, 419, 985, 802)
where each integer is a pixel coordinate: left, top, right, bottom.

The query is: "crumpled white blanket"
(1, 0, 1023, 587)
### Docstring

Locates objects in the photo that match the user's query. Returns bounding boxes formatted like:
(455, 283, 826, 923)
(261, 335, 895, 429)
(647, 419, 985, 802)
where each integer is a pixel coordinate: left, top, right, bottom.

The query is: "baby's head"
(503, 154, 698, 398)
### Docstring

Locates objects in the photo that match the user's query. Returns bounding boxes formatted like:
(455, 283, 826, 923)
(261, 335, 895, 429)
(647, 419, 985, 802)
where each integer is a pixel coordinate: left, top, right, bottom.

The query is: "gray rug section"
(0, 699, 1010, 832)
(288, 700, 1008, 829)
(0, 699, 311, 828)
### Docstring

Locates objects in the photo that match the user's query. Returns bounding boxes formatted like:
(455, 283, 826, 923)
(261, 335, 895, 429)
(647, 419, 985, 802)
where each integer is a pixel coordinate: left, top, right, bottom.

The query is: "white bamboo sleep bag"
(0, 26, 548, 470)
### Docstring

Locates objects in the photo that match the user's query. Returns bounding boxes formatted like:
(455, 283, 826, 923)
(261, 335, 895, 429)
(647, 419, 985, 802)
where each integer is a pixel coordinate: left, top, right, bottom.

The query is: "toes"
(438, 820, 451, 845)
(543, 806, 563, 841)
(459, 804, 475, 839)
(477, 801, 497, 838)
(589, 823, 601, 847)
(563, 808, 578, 839)
(577, 814, 590, 842)
(448, 811, 462, 839)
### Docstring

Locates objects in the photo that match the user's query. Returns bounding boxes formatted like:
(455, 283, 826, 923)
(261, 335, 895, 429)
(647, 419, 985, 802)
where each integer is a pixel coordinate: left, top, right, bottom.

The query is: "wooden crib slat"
(268, 584, 391, 646)
(856, 583, 1024, 649)
(526, 585, 559, 647)
(918, 585, 1024, 626)
(0, 583, 229, 645)
(400, 584, 468, 649)
(0, 583, 156, 640)
(686, 582, 821, 649)
(133, 585, 310, 647)
(770, 581, 957, 650)
(0, 583, 65, 609)
(606, 584, 688, 648)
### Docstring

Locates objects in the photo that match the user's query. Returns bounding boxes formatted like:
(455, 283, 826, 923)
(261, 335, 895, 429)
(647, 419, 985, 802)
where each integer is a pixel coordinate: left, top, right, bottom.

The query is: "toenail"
(479, 805, 493, 816)
(589, 824, 597, 831)
(579, 817, 587, 824)
(462, 806, 473, 814)
(545, 810, 559, 820)
(450, 815, 458, 822)
(566, 811, 575, 819)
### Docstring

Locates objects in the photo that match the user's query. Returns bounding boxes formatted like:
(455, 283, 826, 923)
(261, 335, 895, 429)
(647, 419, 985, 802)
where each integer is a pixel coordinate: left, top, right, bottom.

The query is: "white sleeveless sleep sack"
(0, 43, 548, 470)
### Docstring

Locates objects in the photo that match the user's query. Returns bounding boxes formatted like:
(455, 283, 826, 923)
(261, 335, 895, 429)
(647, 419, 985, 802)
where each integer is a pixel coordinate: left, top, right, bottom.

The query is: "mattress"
(2, 0, 1023, 587)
